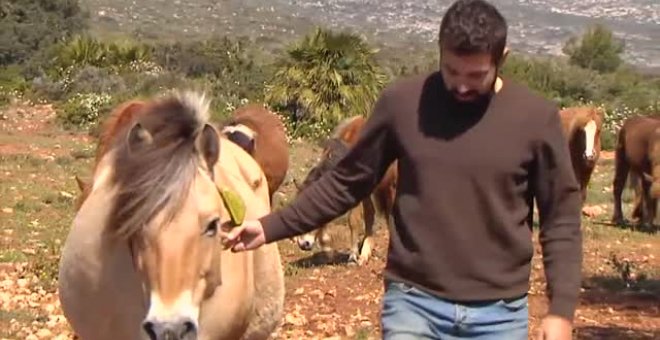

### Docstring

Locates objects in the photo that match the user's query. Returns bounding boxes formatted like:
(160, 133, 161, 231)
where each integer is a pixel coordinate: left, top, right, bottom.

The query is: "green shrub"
(563, 23, 624, 73)
(265, 27, 388, 139)
(49, 35, 153, 72)
(0, 0, 88, 66)
(56, 92, 113, 130)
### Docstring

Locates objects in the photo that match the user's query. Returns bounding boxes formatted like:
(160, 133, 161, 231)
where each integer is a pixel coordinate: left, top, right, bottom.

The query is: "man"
(221, 0, 583, 339)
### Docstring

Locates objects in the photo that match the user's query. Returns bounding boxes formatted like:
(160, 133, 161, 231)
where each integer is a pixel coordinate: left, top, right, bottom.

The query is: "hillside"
(80, 0, 660, 71)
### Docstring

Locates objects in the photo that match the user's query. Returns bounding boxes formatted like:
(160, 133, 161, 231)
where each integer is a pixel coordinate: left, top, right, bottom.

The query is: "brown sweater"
(260, 71, 583, 320)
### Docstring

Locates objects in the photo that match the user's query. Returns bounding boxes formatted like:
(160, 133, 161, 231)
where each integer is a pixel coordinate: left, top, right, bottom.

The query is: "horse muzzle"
(298, 239, 314, 251)
(143, 318, 197, 340)
(583, 153, 597, 164)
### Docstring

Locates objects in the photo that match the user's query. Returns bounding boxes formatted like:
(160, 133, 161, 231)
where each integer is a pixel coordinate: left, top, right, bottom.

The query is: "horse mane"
(107, 91, 212, 240)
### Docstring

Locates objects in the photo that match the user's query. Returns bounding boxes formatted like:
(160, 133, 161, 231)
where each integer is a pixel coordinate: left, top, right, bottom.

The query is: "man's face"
(439, 47, 499, 103)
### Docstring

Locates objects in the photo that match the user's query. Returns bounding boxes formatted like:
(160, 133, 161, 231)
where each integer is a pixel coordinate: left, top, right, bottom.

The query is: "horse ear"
(643, 173, 654, 183)
(74, 175, 88, 192)
(127, 122, 153, 151)
(292, 178, 302, 190)
(196, 123, 220, 170)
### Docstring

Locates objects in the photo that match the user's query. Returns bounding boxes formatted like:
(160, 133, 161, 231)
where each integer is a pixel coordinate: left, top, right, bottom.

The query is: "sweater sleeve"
(260, 91, 397, 243)
(531, 106, 583, 321)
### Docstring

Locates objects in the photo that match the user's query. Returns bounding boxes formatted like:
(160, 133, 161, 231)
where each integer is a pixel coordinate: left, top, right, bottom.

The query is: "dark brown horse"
(559, 106, 604, 215)
(220, 104, 290, 203)
(612, 115, 660, 229)
(292, 115, 397, 265)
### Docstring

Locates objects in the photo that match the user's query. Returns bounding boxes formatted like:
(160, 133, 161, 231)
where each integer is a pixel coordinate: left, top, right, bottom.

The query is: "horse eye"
(204, 218, 219, 237)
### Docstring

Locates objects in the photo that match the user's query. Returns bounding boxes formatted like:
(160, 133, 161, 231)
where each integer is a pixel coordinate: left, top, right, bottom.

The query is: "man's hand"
(220, 220, 266, 252)
(537, 315, 573, 340)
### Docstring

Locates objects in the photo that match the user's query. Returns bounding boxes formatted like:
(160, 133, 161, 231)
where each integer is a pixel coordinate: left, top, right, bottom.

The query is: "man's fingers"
(220, 224, 244, 241)
(231, 242, 246, 253)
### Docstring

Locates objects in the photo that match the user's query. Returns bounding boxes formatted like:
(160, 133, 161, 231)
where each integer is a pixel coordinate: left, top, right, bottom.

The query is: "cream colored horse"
(58, 91, 284, 340)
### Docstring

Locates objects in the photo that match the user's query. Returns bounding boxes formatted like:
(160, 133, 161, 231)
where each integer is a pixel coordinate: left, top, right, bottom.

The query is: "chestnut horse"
(612, 115, 660, 230)
(292, 115, 397, 266)
(220, 104, 289, 203)
(558, 106, 604, 214)
(75, 103, 290, 210)
(59, 91, 285, 340)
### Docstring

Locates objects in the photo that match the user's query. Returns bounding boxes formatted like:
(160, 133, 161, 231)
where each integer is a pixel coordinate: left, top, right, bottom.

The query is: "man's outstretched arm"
(260, 91, 398, 244)
(532, 106, 583, 322)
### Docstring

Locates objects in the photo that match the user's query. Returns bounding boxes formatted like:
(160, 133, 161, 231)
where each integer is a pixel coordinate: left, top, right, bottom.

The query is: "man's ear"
(498, 46, 510, 68)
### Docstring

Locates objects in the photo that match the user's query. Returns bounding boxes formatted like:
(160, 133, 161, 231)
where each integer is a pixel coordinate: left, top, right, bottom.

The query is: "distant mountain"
(80, 0, 660, 70)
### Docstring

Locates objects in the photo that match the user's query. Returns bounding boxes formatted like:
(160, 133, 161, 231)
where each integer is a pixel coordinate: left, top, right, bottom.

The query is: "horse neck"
(214, 138, 270, 207)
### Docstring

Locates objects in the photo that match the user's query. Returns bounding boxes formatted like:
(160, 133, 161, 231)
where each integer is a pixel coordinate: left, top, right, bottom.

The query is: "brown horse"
(292, 116, 397, 266)
(75, 103, 290, 210)
(59, 91, 285, 340)
(612, 115, 660, 229)
(73, 100, 148, 211)
(558, 106, 604, 213)
(220, 104, 289, 203)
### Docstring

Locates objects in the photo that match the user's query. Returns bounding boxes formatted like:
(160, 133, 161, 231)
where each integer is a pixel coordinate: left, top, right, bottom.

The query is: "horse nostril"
(142, 318, 197, 340)
(143, 321, 157, 340)
(299, 240, 312, 250)
(181, 320, 196, 337)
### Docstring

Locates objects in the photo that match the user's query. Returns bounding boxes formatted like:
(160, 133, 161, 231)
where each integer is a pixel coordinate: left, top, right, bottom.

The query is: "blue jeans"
(381, 279, 528, 339)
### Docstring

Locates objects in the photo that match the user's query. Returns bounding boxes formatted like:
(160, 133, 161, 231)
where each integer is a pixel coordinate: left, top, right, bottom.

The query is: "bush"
(0, 64, 29, 105)
(152, 36, 272, 103)
(49, 35, 153, 72)
(265, 27, 388, 139)
(56, 92, 113, 130)
(0, 0, 87, 66)
(563, 23, 625, 73)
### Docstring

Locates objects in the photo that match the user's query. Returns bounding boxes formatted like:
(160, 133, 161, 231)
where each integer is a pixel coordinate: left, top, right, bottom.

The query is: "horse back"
(618, 115, 660, 167)
(223, 104, 289, 198)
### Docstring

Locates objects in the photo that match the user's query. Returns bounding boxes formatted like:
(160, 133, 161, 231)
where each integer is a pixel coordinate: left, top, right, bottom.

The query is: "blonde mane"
(106, 91, 213, 239)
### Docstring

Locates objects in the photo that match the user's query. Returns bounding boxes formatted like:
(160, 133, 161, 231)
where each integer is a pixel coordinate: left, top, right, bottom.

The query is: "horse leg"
(640, 179, 654, 230)
(650, 197, 658, 231)
(347, 204, 362, 264)
(611, 149, 629, 225)
(357, 197, 376, 266)
(631, 177, 643, 222)
(315, 225, 335, 262)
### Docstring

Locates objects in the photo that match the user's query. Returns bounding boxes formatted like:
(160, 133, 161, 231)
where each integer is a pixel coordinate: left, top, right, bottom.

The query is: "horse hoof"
(611, 217, 626, 225)
(348, 253, 359, 264)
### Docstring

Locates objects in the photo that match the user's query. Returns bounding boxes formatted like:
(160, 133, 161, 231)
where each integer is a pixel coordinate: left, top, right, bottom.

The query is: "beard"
(442, 72, 499, 115)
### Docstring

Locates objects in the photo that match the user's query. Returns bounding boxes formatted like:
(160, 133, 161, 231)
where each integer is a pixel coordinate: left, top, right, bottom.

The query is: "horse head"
(291, 135, 351, 251)
(76, 91, 249, 340)
(566, 106, 604, 164)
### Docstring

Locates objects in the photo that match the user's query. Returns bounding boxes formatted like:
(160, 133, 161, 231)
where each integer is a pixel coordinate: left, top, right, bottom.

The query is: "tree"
(563, 23, 624, 73)
(265, 27, 388, 130)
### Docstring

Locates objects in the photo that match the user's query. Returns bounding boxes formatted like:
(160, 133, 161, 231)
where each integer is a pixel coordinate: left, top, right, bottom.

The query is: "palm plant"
(265, 27, 388, 131)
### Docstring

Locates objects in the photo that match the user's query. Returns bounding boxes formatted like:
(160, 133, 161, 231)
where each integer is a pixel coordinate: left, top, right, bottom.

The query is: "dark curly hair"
(439, 0, 508, 64)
